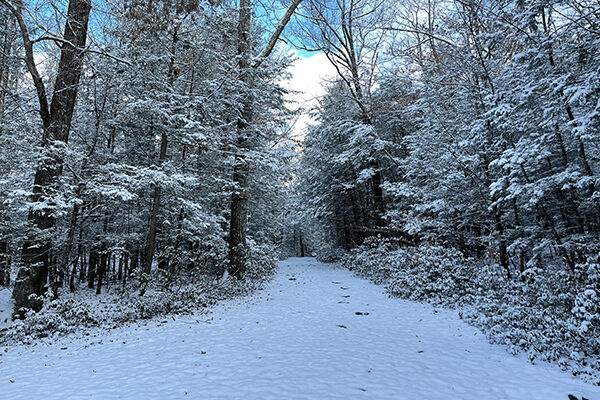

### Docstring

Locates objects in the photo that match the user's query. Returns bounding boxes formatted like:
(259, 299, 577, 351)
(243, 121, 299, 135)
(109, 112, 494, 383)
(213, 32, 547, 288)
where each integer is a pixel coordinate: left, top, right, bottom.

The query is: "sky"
(283, 51, 337, 141)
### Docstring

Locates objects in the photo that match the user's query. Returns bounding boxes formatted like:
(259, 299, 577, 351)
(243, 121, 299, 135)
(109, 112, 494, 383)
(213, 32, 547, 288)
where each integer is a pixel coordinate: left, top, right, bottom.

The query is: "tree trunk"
(96, 216, 108, 294)
(69, 261, 77, 292)
(227, 0, 252, 278)
(370, 162, 385, 224)
(88, 247, 98, 289)
(225, 0, 301, 277)
(96, 249, 107, 295)
(493, 204, 510, 279)
(117, 253, 123, 281)
(122, 251, 130, 289)
(0, 237, 9, 286)
(144, 184, 162, 276)
(0, 10, 14, 118)
(61, 201, 80, 291)
(142, 26, 178, 285)
(11, 0, 91, 317)
(299, 232, 305, 257)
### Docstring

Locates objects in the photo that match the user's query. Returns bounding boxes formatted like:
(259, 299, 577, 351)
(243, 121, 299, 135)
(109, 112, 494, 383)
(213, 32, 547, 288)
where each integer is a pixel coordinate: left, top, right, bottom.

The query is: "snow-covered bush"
(344, 240, 477, 304)
(315, 246, 347, 263)
(386, 246, 478, 306)
(244, 242, 278, 285)
(342, 238, 398, 284)
(0, 278, 250, 346)
(342, 243, 600, 384)
(462, 263, 600, 381)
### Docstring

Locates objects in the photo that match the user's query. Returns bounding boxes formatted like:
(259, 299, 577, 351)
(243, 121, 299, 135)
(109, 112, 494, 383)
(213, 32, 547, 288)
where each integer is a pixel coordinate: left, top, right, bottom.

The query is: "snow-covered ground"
(0, 287, 12, 328)
(0, 258, 598, 399)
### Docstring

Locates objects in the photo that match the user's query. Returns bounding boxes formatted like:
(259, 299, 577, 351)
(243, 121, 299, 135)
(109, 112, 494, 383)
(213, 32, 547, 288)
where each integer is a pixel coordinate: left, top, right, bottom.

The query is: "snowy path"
(1, 258, 599, 400)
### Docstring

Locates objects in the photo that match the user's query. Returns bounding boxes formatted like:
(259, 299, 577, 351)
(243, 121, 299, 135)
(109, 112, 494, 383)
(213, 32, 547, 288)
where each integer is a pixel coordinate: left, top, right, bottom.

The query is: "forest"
(1, 0, 600, 395)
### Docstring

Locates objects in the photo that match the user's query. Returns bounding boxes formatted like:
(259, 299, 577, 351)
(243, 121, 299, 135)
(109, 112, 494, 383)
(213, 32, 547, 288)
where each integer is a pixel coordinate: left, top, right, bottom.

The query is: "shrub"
(0, 276, 252, 346)
(244, 242, 278, 285)
(316, 246, 347, 263)
(341, 241, 600, 384)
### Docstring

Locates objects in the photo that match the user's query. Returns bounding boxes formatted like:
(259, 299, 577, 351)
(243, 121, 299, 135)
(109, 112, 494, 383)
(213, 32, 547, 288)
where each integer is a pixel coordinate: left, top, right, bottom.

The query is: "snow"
(0, 287, 12, 329)
(0, 258, 599, 399)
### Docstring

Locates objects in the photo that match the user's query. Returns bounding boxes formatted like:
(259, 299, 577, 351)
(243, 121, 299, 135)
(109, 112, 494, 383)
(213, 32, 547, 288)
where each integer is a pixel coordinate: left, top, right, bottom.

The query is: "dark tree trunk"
(11, 0, 91, 317)
(88, 247, 98, 289)
(228, 161, 250, 277)
(142, 27, 178, 286)
(79, 252, 87, 281)
(117, 253, 123, 281)
(493, 205, 510, 279)
(122, 251, 130, 289)
(0, 238, 9, 286)
(61, 202, 80, 291)
(144, 184, 162, 276)
(130, 248, 139, 276)
(96, 249, 107, 295)
(370, 163, 385, 224)
(69, 261, 77, 292)
(96, 216, 108, 294)
(299, 232, 305, 257)
(227, 0, 252, 279)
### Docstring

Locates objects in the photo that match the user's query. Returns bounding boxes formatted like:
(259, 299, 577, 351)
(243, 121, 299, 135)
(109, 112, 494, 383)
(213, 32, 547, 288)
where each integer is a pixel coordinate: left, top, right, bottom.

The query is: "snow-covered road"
(1, 258, 599, 400)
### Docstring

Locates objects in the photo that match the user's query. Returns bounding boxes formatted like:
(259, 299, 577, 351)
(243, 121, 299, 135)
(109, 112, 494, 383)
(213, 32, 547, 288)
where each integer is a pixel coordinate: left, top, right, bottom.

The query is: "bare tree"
(291, 0, 387, 226)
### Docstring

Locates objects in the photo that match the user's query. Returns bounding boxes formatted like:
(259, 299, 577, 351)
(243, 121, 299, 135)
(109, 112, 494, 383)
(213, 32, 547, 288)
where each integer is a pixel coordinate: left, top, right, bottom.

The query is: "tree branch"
(253, 0, 304, 68)
(0, 0, 51, 127)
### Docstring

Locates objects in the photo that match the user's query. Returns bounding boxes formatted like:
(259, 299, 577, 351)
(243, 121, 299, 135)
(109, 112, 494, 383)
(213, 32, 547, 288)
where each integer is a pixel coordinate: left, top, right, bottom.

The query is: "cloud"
(284, 51, 336, 141)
